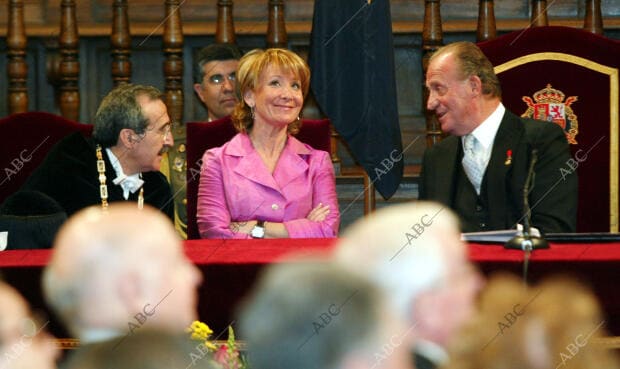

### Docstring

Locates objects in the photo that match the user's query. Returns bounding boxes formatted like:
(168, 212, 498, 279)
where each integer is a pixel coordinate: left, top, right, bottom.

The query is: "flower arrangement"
(187, 321, 248, 369)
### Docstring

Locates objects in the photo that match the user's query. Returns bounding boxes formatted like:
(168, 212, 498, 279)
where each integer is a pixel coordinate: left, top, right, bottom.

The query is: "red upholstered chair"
(478, 26, 620, 232)
(185, 117, 332, 239)
(0, 112, 93, 204)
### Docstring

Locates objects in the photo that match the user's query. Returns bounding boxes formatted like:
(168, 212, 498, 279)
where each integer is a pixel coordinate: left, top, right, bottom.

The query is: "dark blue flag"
(309, 0, 403, 199)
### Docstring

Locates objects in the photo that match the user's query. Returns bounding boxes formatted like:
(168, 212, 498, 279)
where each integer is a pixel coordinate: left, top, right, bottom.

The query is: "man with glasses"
(193, 44, 242, 122)
(23, 84, 174, 219)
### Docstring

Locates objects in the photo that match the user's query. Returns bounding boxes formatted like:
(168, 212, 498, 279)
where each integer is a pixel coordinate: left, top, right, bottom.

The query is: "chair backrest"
(0, 112, 93, 204)
(478, 26, 620, 232)
(185, 117, 332, 239)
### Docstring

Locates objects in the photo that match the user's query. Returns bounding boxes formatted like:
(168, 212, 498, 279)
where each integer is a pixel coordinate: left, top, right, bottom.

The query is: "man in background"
(193, 43, 242, 122)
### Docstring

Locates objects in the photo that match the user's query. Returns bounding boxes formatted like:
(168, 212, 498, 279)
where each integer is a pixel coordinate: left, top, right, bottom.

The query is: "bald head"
(43, 204, 201, 341)
(335, 202, 482, 346)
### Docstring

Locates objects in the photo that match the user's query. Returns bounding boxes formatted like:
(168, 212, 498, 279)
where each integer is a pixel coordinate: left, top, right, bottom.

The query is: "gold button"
(178, 144, 186, 153)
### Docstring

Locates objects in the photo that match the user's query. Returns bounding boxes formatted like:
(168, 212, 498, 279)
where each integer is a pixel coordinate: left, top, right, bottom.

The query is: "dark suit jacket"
(419, 110, 577, 233)
(22, 132, 174, 219)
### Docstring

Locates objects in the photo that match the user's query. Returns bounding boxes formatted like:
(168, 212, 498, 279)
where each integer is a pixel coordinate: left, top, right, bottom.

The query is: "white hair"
(334, 201, 462, 322)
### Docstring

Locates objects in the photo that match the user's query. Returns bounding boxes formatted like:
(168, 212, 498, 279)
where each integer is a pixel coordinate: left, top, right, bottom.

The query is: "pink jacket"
(197, 133, 340, 239)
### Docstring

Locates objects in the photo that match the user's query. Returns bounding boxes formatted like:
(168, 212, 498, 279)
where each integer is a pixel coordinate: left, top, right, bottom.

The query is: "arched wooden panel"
(476, 0, 496, 42)
(422, 0, 443, 147)
(584, 0, 603, 35)
(531, 0, 549, 27)
(267, 0, 287, 48)
(111, 0, 131, 86)
(216, 0, 236, 44)
(59, 0, 80, 121)
(7, 0, 28, 114)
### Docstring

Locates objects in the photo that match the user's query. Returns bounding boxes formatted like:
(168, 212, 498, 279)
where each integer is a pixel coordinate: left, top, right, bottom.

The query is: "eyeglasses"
(143, 123, 172, 141)
(208, 73, 236, 86)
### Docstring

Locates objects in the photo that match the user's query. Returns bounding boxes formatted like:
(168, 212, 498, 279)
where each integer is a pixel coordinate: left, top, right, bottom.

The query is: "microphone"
(505, 149, 549, 251)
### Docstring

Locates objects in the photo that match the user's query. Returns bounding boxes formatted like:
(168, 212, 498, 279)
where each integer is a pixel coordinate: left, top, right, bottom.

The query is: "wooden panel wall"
(2, 0, 620, 169)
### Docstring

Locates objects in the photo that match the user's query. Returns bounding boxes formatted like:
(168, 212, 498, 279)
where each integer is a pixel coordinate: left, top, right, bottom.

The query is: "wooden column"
(584, 0, 603, 35)
(267, 0, 287, 48)
(111, 0, 131, 86)
(59, 0, 80, 121)
(216, 0, 236, 44)
(163, 0, 187, 237)
(476, 0, 496, 42)
(7, 0, 28, 114)
(531, 0, 549, 27)
(163, 0, 184, 124)
(422, 0, 444, 147)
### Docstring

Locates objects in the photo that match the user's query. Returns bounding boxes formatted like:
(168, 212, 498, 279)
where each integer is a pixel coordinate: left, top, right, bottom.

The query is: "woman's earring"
(296, 115, 301, 121)
(251, 106, 255, 119)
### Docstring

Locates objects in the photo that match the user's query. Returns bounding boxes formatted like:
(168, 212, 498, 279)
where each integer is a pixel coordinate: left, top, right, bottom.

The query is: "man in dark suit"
(23, 84, 174, 219)
(420, 41, 577, 234)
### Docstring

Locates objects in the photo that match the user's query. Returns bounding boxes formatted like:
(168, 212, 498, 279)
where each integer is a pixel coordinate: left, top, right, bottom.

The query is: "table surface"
(1, 238, 619, 267)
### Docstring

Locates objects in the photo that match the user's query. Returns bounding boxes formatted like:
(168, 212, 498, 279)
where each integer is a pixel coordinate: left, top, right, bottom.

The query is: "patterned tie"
(462, 134, 485, 195)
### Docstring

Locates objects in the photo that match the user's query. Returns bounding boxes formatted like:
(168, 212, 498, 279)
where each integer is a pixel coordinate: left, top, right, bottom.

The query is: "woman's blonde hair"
(231, 48, 310, 134)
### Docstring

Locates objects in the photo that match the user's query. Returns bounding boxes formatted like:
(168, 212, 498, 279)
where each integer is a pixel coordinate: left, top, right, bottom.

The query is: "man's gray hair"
(92, 84, 162, 147)
(239, 260, 387, 369)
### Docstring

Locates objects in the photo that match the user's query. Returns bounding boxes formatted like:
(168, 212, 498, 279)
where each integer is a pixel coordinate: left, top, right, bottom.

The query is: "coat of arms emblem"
(521, 84, 578, 144)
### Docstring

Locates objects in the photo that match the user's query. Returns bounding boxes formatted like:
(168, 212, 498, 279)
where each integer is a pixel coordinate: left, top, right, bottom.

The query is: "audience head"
(425, 41, 501, 136)
(232, 48, 310, 134)
(0, 190, 67, 250)
(43, 204, 201, 342)
(193, 43, 243, 122)
(335, 201, 483, 348)
(64, 330, 216, 369)
(0, 281, 59, 369)
(93, 84, 173, 173)
(443, 273, 620, 369)
(239, 259, 413, 369)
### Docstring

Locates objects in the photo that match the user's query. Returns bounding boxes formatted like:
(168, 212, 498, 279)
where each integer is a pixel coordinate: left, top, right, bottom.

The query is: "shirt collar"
(225, 133, 312, 157)
(415, 338, 449, 366)
(105, 148, 143, 199)
(467, 102, 505, 150)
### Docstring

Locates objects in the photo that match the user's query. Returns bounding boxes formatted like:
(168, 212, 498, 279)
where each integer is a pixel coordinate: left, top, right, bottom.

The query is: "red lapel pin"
(505, 149, 512, 165)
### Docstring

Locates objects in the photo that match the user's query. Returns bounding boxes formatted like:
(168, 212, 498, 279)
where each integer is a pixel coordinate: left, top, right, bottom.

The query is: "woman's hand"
(229, 221, 255, 235)
(306, 203, 330, 222)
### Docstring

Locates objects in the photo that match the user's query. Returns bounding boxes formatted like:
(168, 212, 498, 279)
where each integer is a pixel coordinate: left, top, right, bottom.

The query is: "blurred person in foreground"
(64, 330, 217, 369)
(193, 43, 243, 122)
(335, 201, 484, 369)
(197, 48, 339, 239)
(239, 259, 413, 369)
(42, 204, 201, 343)
(0, 281, 59, 369)
(442, 273, 619, 369)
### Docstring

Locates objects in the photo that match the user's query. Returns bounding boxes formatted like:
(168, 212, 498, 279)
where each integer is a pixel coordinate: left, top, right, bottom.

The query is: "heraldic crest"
(521, 84, 579, 144)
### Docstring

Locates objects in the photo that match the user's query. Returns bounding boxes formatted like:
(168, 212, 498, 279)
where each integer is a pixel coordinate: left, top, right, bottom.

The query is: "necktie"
(462, 134, 485, 195)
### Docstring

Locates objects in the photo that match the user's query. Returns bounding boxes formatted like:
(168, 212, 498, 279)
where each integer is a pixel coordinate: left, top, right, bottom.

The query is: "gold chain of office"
(96, 145, 144, 210)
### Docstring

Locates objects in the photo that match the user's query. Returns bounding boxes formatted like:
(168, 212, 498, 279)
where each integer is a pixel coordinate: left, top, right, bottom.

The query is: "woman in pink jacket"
(197, 48, 340, 239)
